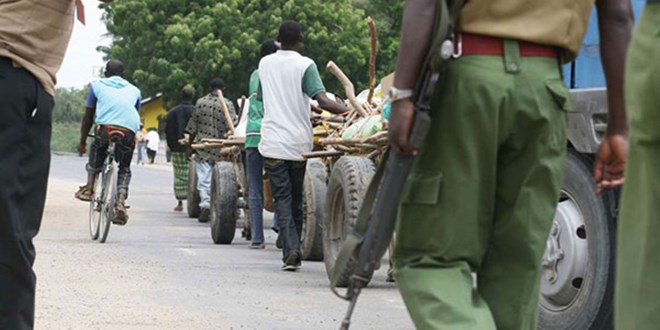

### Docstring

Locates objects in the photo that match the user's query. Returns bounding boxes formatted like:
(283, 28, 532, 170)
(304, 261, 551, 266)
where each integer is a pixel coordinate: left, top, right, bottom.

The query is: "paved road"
(34, 155, 412, 329)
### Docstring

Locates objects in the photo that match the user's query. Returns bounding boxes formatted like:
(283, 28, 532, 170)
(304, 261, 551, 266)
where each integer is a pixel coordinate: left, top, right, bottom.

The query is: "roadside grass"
(51, 122, 80, 153)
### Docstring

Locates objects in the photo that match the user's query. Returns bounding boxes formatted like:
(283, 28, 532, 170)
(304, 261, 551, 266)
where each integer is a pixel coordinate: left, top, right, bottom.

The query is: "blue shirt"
(86, 76, 142, 132)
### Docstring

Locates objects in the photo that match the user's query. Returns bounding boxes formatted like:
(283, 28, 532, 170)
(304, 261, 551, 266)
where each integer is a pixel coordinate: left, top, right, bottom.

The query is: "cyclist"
(74, 59, 142, 225)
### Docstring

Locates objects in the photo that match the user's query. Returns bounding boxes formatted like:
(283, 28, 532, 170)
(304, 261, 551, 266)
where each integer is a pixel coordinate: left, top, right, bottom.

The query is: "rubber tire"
(301, 159, 328, 261)
(210, 161, 238, 244)
(323, 156, 375, 287)
(187, 157, 201, 218)
(235, 155, 251, 241)
(88, 175, 101, 240)
(98, 164, 116, 244)
(538, 150, 615, 330)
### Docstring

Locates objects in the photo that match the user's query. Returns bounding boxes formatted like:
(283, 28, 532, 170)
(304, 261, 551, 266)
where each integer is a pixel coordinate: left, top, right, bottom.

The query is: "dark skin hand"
(593, 0, 633, 194)
(78, 107, 95, 154)
(388, 0, 437, 156)
(314, 92, 349, 115)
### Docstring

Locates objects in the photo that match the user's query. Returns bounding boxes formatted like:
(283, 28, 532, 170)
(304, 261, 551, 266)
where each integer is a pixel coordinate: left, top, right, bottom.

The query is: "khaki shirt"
(0, 0, 76, 95)
(458, 0, 596, 62)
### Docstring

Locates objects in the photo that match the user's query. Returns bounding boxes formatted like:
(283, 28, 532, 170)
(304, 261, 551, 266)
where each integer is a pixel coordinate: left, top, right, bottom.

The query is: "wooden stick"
(364, 131, 389, 143)
(367, 17, 378, 105)
(216, 89, 236, 135)
(311, 114, 346, 123)
(367, 148, 383, 159)
(191, 143, 224, 150)
(326, 61, 370, 118)
(302, 150, 345, 159)
(237, 95, 247, 121)
(220, 146, 240, 156)
(318, 137, 364, 145)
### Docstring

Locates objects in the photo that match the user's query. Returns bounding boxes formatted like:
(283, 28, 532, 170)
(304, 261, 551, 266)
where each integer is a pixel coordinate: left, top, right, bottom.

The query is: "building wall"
(140, 98, 166, 132)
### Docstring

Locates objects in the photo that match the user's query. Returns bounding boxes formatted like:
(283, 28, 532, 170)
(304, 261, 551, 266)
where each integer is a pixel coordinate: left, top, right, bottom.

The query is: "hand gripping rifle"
(330, 1, 465, 329)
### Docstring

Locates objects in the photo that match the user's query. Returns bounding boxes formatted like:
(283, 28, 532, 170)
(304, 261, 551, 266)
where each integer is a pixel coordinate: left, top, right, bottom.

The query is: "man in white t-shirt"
(258, 20, 349, 271)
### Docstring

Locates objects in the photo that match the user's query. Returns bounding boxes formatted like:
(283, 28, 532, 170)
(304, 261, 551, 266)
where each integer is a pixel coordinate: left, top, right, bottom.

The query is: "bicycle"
(88, 129, 125, 243)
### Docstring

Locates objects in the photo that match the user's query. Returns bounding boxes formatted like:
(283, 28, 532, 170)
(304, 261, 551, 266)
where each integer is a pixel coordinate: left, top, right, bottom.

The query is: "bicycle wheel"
(99, 163, 117, 243)
(88, 175, 101, 240)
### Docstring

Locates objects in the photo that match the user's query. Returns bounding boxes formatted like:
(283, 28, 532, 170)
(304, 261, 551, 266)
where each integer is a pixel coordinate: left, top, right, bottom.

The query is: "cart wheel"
(301, 159, 327, 261)
(235, 156, 251, 241)
(211, 161, 238, 244)
(187, 157, 201, 218)
(323, 156, 375, 287)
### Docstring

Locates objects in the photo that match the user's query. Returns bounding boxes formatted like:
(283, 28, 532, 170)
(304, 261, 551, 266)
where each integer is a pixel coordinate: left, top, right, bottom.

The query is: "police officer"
(598, 1, 660, 329)
(389, 0, 632, 328)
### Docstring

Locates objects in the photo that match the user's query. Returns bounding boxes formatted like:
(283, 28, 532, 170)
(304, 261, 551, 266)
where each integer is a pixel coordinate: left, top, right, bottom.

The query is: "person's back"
(89, 76, 141, 132)
(192, 94, 235, 142)
(258, 50, 319, 161)
(166, 104, 194, 153)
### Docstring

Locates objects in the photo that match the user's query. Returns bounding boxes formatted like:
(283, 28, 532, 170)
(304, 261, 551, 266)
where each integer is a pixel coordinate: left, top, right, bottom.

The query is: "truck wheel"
(187, 157, 201, 218)
(301, 159, 327, 261)
(538, 150, 615, 329)
(323, 156, 375, 287)
(210, 161, 238, 244)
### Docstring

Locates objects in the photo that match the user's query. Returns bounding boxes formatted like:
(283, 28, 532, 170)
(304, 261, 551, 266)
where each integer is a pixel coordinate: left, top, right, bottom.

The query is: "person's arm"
(593, 0, 634, 193)
(78, 87, 98, 154)
(303, 63, 349, 115)
(388, 0, 437, 156)
(184, 106, 199, 158)
(313, 93, 348, 115)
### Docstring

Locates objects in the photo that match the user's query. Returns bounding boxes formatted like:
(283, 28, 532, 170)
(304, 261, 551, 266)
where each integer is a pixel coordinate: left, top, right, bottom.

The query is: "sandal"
(113, 200, 129, 225)
(74, 185, 93, 202)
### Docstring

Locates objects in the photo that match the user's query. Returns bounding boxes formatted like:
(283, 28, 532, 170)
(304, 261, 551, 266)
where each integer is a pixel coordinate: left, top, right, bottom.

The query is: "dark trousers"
(87, 126, 136, 198)
(246, 148, 265, 244)
(264, 158, 305, 260)
(147, 148, 156, 164)
(0, 57, 54, 329)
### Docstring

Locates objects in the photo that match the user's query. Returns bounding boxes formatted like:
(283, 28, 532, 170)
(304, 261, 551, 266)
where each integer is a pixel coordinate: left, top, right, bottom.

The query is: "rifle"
(330, 1, 465, 329)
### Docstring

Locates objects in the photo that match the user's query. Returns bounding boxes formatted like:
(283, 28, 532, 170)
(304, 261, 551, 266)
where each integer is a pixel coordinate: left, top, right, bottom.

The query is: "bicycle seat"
(99, 125, 127, 143)
(108, 130, 125, 139)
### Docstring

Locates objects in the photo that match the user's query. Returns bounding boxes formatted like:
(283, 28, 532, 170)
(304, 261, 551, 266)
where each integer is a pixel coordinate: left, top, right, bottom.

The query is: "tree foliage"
(100, 0, 386, 107)
(53, 87, 88, 123)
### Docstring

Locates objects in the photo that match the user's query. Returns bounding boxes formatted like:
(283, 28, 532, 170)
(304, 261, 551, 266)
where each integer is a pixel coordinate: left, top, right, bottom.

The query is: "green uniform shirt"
(245, 70, 262, 148)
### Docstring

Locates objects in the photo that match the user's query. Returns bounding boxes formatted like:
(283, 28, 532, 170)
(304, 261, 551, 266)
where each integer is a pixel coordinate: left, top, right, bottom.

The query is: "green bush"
(51, 122, 80, 153)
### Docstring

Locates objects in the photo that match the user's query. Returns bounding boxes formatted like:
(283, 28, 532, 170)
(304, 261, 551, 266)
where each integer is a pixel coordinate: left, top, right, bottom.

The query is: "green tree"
(100, 0, 374, 107)
(53, 86, 88, 123)
(51, 86, 88, 152)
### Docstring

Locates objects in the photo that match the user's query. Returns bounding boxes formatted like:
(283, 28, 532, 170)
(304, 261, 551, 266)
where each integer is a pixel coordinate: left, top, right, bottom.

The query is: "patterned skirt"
(172, 152, 189, 200)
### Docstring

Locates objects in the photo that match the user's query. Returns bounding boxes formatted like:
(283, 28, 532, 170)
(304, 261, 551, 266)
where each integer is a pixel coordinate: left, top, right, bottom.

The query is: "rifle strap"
(330, 0, 465, 295)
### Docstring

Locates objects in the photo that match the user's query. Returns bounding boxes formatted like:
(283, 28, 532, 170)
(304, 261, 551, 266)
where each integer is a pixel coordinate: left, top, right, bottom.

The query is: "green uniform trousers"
(615, 4, 660, 329)
(393, 40, 570, 330)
